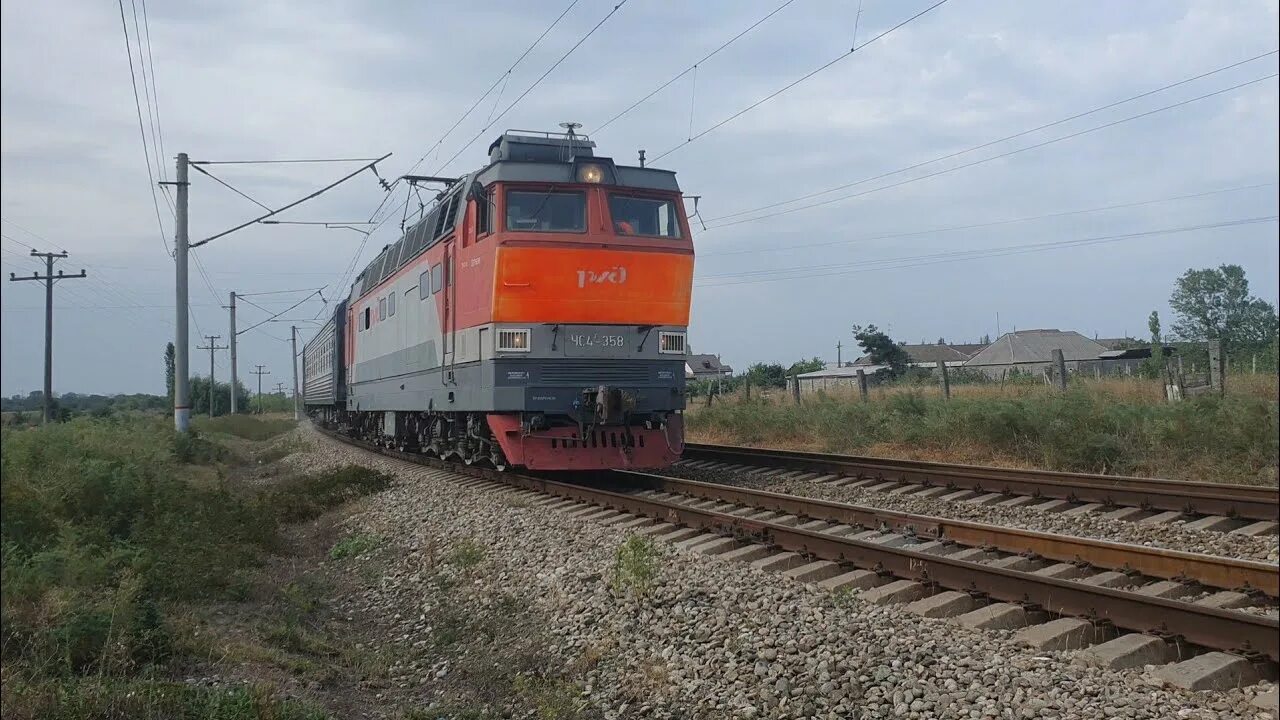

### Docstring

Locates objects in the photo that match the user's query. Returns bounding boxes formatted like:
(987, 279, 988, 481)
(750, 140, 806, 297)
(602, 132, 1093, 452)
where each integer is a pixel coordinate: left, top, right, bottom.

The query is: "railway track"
(681, 443, 1280, 535)
(314, 426, 1279, 693)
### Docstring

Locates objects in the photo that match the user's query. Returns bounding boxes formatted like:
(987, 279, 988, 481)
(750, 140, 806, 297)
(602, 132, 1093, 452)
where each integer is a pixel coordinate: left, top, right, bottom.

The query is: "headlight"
(497, 328, 531, 352)
(658, 331, 686, 354)
(577, 164, 604, 184)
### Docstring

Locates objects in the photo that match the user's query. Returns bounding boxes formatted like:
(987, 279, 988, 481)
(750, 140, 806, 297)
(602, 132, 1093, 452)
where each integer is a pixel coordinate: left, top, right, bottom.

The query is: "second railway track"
(680, 443, 1280, 534)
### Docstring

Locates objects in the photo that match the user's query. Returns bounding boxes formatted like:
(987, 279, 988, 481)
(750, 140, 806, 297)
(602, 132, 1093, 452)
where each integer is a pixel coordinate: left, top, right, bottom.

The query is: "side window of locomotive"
(419, 270, 430, 300)
(430, 263, 443, 294)
(363, 307, 371, 330)
(474, 189, 491, 237)
(388, 292, 396, 317)
(505, 190, 585, 232)
(378, 298, 386, 321)
(608, 195, 681, 238)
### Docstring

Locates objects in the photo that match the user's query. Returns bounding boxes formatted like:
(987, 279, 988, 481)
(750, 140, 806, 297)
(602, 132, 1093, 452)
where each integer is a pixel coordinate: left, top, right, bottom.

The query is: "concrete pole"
(291, 325, 301, 421)
(229, 291, 238, 414)
(1209, 340, 1224, 394)
(936, 360, 950, 400)
(856, 368, 868, 401)
(1052, 349, 1068, 391)
(43, 254, 53, 423)
(174, 152, 191, 432)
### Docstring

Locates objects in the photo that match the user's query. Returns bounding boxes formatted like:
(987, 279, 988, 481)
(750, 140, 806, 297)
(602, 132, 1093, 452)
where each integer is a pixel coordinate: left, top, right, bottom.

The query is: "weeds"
(194, 415, 297, 442)
(445, 539, 486, 570)
(329, 533, 381, 561)
(687, 385, 1279, 484)
(611, 535, 660, 598)
(259, 466, 392, 523)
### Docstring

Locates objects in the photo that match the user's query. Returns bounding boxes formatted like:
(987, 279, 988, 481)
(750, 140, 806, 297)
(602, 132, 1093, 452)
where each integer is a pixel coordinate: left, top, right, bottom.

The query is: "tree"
(787, 357, 825, 376)
(1148, 310, 1161, 344)
(1169, 265, 1279, 349)
(743, 363, 787, 388)
(851, 324, 909, 378)
(164, 342, 176, 402)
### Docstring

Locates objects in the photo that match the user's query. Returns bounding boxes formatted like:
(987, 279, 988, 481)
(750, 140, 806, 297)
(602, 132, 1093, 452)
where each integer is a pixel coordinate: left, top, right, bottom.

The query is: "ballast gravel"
(662, 465, 1280, 565)
(287, 426, 1275, 719)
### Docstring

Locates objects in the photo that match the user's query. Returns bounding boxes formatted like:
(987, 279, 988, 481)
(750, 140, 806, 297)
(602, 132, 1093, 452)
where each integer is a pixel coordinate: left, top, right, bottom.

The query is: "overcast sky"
(2, 0, 1277, 395)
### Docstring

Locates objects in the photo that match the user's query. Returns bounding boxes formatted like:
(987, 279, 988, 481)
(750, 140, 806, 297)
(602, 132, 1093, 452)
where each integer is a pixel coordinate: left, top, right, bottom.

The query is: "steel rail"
(317, 426, 1279, 662)
(683, 443, 1280, 522)
(610, 471, 1279, 596)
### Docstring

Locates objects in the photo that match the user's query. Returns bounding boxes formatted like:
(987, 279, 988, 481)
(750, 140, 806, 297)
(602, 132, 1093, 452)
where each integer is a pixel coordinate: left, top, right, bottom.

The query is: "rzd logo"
(576, 266, 627, 288)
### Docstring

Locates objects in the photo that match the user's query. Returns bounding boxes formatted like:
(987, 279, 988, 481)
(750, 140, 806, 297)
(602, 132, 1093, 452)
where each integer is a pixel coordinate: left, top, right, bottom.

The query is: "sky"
(1, 0, 1277, 395)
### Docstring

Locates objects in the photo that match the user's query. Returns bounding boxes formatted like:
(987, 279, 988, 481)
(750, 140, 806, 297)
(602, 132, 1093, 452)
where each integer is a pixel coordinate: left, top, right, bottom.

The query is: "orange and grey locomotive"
(302, 130, 695, 470)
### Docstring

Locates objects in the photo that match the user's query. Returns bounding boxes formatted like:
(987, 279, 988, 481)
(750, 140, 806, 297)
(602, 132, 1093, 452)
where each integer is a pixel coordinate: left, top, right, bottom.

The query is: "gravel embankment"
(659, 465, 1280, 565)
(284, 426, 1276, 719)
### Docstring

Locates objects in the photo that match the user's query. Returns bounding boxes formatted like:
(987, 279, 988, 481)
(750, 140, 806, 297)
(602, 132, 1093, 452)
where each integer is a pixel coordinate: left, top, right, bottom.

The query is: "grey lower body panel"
(346, 358, 686, 415)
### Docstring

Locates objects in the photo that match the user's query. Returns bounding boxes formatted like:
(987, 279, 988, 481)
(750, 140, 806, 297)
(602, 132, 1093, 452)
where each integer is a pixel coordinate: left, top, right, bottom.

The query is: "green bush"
(258, 466, 392, 524)
(193, 415, 296, 442)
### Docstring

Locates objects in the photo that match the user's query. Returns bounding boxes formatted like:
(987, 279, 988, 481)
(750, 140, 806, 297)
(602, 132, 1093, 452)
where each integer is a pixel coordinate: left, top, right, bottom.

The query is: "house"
(793, 364, 889, 394)
(686, 353, 733, 381)
(852, 341, 985, 369)
(962, 329, 1108, 378)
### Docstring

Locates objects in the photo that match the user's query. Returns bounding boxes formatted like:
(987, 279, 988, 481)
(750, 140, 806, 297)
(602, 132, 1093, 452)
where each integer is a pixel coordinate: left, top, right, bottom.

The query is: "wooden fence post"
(744, 379, 752, 401)
(1052, 349, 1068, 391)
(1209, 340, 1224, 394)
(936, 360, 950, 400)
(791, 375, 801, 404)
(856, 369, 868, 402)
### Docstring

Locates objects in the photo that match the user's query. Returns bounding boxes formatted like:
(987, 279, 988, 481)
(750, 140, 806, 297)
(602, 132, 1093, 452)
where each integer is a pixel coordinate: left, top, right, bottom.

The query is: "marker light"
(577, 164, 604, 184)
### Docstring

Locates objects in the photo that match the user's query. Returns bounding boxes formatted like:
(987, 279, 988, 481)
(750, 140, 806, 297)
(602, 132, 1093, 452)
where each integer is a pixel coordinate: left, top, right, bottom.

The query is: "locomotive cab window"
(363, 307, 371, 330)
(505, 190, 585, 232)
(419, 270, 430, 299)
(474, 189, 492, 236)
(388, 292, 396, 317)
(378, 298, 386, 321)
(431, 263, 443, 294)
(609, 195, 681, 238)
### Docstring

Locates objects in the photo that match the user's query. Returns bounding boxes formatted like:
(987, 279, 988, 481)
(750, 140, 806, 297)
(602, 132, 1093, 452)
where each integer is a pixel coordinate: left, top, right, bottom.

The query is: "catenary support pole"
(228, 291, 238, 414)
(8, 251, 87, 423)
(173, 152, 191, 432)
(291, 325, 301, 421)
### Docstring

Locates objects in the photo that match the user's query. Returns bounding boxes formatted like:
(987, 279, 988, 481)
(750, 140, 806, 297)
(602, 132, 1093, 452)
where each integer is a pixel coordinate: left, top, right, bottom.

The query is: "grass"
(194, 415, 297, 442)
(687, 378, 1279, 485)
(611, 535, 661, 598)
(1, 414, 393, 719)
(328, 533, 381, 561)
(445, 539, 486, 570)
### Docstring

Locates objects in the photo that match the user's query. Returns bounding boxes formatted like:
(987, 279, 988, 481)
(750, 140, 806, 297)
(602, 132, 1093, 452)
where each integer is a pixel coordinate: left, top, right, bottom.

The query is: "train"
(302, 128, 694, 471)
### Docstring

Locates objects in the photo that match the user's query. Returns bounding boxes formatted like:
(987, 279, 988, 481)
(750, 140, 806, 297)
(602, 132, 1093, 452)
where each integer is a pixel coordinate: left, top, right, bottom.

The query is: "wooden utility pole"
(8, 250, 87, 424)
(196, 335, 228, 418)
(1052, 349, 1068, 391)
(251, 365, 270, 414)
(936, 360, 951, 400)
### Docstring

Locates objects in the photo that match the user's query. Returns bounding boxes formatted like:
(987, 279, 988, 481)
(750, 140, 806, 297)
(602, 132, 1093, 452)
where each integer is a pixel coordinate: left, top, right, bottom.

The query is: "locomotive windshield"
(608, 195, 681, 238)
(505, 190, 585, 232)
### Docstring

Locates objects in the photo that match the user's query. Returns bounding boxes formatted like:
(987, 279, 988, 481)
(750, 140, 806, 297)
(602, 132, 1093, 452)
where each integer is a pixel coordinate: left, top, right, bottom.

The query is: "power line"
(190, 157, 388, 165)
(699, 182, 1277, 259)
(116, 0, 171, 256)
(238, 286, 328, 297)
(705, 50, 1280, 226)
(429, 0, 632, 177)
(705, 72, 1279, 229)
(237, 291, 322, 336)
(651, 0, 952, 163)
(697, 216, 1278, 288)
(594, 0, 799, 135)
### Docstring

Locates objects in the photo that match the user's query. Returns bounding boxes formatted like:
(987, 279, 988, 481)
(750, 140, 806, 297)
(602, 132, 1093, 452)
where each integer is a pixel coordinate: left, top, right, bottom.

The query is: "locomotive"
(302, 129, 694, 470)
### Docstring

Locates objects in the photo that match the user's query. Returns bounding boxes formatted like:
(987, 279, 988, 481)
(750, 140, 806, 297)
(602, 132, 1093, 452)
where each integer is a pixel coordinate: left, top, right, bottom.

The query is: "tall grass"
(687, 383, 1279, 485)
(0, 415, 390, 718)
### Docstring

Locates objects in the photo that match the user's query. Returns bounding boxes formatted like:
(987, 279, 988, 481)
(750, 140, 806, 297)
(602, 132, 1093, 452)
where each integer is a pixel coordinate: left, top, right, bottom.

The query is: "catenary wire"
(705, 72, 1279, 229)
(705, 49, 1280, 225)
(699, 182, 1278, 258)
(650, 0, 952, 163)
(697, 216, 1278, 287)
(593, 0, 799, 135)
(190, 164, 271, 211)
(116, 0, 172, 256)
